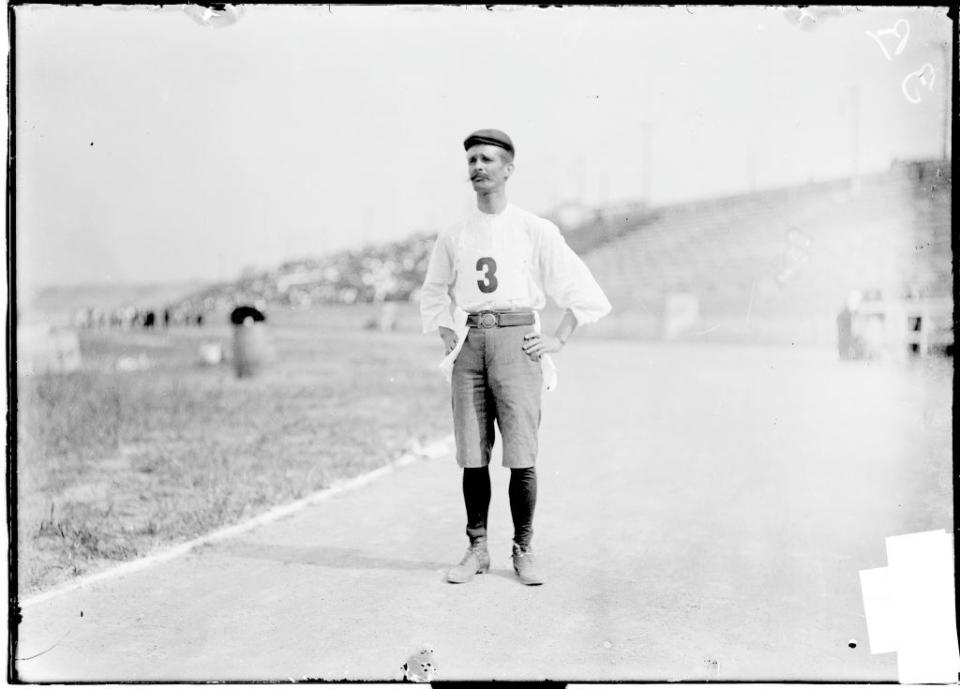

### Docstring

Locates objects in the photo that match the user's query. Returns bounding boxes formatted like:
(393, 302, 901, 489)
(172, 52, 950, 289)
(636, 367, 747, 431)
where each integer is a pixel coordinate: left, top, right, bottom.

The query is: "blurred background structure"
(578, 158, 952, 352)
(20, 156, 952, 368)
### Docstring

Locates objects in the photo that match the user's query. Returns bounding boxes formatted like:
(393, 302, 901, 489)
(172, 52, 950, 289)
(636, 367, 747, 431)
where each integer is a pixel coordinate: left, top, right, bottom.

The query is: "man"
(420, 129, 611, 586)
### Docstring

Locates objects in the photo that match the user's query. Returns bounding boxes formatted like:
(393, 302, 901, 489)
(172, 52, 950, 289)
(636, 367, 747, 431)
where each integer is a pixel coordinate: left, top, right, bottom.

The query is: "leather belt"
(466, 310, 536, 329)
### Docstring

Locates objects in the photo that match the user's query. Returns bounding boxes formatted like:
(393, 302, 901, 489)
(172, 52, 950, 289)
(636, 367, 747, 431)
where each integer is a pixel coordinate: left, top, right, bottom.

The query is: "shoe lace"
(513, 545, 532, 560)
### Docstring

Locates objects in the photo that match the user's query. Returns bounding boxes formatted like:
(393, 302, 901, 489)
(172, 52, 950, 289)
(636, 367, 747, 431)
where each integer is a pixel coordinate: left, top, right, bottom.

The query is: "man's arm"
(522, 221, 611, 359)
(522, 309, 576, 358)
(537, 222, 612, 328)
(419, 233, 458, 342)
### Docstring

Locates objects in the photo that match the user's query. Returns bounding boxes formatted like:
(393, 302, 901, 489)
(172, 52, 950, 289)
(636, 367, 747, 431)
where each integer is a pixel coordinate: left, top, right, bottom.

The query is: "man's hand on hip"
(439, 326, 459, 355)
(522, 332, 565, 359)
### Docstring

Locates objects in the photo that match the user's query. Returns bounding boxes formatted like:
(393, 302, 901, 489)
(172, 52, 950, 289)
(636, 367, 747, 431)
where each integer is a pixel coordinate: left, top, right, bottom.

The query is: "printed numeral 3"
(476, 257, 498, 293)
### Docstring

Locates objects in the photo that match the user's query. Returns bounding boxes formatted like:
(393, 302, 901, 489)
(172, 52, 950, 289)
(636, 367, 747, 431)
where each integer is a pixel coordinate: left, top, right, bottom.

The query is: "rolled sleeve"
(419, 233, 457, 333)
(539, 223, 612, 326)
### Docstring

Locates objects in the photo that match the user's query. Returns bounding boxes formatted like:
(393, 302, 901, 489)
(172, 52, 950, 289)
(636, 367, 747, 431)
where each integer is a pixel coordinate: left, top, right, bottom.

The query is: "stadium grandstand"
(159, 158, 950, 354)
(574, 159, 951, 350)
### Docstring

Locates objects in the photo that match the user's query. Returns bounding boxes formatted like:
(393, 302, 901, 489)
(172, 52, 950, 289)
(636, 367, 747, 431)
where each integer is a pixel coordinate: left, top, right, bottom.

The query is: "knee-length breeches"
(451, 325, 543, 468)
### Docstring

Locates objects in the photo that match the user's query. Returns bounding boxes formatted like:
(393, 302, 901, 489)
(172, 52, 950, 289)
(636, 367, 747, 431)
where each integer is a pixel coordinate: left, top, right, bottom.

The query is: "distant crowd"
(243, 234, 436, 307)
(70, 232, 472, 329)
(73, 305, 207, 330)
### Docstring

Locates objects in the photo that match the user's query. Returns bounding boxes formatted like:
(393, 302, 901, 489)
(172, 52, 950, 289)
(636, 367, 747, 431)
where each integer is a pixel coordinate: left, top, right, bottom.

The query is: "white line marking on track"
(20, 435, 454, 609)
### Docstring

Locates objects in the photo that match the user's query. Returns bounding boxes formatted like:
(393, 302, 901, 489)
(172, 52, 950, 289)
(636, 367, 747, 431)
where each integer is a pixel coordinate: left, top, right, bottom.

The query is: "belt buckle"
(480, 312, 498, 328)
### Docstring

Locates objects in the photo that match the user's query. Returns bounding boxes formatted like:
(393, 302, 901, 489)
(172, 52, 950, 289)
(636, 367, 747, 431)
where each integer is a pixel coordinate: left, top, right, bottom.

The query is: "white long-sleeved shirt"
(419, 203, 612, 389)
(420, 203, 611, 332)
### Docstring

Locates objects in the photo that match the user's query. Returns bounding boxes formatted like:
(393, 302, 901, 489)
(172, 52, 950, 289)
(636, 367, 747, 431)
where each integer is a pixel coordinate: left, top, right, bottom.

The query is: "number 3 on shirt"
(476, 257, 498, 294)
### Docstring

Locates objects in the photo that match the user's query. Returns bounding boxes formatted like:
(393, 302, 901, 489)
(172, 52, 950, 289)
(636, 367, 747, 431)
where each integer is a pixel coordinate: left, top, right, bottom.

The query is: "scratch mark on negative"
(15, 630, 72, 662)
(745, 280, 756, 325)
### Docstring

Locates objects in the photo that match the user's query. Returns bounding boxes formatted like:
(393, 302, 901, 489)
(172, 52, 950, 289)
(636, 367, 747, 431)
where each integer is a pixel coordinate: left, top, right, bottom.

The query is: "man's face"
(467, 144, 513, 192)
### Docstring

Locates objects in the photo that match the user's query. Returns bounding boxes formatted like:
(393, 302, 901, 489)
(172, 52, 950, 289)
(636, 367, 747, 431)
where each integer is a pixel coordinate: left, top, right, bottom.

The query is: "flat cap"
(463, 129, 514, 156)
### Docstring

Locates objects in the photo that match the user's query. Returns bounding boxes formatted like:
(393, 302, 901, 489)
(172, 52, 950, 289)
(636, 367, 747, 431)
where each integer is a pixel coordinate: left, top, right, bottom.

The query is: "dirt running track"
(15, 339, 953, 682)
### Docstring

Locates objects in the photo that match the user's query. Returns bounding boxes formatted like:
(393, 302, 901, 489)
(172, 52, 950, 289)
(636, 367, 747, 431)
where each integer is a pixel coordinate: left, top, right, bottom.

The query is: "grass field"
(16, 304, 451, 593)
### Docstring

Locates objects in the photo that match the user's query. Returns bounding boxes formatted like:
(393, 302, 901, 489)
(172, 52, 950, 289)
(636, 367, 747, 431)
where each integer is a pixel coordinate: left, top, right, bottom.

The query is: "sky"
(12, 4, 952, 289)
